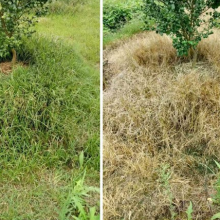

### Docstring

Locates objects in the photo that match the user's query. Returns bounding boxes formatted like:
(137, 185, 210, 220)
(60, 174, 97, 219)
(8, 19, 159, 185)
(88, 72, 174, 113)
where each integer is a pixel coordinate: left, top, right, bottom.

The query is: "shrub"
(103, 4, 132, 31)
(143, 0, 220, 65)
(0, 0, 52, 64)
(103, 1, 143, 31)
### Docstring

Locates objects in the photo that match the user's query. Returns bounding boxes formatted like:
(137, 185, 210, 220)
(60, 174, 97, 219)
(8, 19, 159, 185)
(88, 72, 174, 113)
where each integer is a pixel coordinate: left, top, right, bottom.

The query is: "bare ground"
(0, 62, 27, 75)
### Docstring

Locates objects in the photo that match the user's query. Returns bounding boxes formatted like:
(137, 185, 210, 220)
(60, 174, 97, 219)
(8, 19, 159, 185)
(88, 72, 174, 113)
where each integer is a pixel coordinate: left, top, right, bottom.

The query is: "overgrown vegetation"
(0, 0, 51, 64)
(103, 0, 144, 46)
(0, 0, 100, 219)
(184, 161, 220, 220)
(37, 0, 100, 64)
(103, 5, 220, 218)
(143, 0, 220, 66)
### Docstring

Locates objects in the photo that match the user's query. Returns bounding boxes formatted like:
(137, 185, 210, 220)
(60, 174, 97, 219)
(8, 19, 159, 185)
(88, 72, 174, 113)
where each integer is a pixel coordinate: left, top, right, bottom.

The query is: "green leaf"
(89, 207, 100, 220)
(186, 201, 193, 220)
(143, 0, 216, 58)
(211, 213, 220, 220)
(214, 160, 220, 169)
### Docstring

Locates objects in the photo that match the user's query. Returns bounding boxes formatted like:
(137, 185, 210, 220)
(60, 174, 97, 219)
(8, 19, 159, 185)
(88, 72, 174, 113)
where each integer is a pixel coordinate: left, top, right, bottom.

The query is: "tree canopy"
(144, 0, 220, 62)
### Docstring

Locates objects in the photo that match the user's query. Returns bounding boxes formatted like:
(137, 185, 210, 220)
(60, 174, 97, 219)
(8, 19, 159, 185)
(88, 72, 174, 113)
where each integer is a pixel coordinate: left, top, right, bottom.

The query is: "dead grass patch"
(0, 62, 27, 75)
(104, 30, 220, 219)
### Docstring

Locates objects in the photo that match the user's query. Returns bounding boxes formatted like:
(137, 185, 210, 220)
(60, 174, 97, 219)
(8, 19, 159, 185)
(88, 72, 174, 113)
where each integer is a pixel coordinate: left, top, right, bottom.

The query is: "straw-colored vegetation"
(104, 30, 220, 219)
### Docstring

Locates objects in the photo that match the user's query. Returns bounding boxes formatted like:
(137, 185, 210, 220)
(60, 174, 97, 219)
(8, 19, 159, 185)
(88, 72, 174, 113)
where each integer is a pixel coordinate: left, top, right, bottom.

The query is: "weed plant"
(59, 172, 100, 220)
(213, 161, 220, 206)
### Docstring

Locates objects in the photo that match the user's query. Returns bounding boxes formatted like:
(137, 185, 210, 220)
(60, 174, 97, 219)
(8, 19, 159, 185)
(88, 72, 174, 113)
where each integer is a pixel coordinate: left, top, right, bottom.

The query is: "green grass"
(0, 1, 100, 219)
(104, 18, 144, 47)
(37, 0, 100, 65)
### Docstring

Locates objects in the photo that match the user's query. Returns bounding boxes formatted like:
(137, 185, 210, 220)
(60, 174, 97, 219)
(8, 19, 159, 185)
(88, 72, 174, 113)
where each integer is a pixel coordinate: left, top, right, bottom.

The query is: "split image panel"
(103, 0, 220, 219)
(1, 0, 220, 219)
(0, 0, 100, 219)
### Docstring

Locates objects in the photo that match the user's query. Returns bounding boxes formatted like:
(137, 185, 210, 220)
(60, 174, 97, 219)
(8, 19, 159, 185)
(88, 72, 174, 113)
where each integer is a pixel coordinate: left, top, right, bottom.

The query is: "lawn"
(0, 0, 100, 219)
(37, 0, 100, 65)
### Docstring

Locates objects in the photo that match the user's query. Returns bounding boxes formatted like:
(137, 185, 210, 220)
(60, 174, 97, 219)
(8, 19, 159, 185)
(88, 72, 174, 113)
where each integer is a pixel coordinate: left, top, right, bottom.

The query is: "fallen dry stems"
(104, 31, 220, 219)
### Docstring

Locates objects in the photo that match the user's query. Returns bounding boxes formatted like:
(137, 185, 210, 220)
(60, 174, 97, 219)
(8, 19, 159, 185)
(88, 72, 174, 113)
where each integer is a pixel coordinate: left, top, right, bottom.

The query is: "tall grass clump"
(0, 36, 99, 220)
(37, 0, 100, 64)
(48, 0, 87, 14)
(0, 0, 99, 219)
(0, 35, 99, 169)
(103, 18, 145, 47)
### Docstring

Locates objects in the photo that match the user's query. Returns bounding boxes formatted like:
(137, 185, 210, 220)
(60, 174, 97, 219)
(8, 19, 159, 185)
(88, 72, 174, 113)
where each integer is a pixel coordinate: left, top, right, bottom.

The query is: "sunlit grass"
(104, 18, 144, 47)
(36, 0, 100, 65)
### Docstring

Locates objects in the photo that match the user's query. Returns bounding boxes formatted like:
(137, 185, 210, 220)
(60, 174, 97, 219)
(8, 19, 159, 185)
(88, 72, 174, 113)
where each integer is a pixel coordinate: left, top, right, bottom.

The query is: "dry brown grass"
(0, 62, 13, 74)
(0, 61, 28, 74)
(104, 30, 220, 220)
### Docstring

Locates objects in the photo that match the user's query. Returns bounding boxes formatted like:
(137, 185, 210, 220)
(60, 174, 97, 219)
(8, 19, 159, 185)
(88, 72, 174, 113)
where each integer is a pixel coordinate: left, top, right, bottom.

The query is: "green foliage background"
(143, 0, 220, 56)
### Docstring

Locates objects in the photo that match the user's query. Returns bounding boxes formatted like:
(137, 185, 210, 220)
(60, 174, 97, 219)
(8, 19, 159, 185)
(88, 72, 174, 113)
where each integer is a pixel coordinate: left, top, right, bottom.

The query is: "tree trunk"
(11, 48, 17, 66)
(192, 47, 198, 68)
(189, 47, 198, 68)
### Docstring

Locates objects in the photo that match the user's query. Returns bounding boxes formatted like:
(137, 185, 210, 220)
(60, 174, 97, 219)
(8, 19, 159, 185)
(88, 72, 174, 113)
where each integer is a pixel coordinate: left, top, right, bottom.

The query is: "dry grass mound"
(0, 62, 13, 74)
(104, 31, 220, 220)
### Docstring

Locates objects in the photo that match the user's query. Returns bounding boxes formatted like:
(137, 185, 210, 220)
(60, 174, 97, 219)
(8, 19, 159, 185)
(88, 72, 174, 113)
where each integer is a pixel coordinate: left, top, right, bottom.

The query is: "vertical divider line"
(100, 0, 104, 218)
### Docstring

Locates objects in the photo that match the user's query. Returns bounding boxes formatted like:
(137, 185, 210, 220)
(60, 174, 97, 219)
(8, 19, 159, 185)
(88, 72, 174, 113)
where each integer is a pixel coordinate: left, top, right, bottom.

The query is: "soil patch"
(0, 62, 28, 75)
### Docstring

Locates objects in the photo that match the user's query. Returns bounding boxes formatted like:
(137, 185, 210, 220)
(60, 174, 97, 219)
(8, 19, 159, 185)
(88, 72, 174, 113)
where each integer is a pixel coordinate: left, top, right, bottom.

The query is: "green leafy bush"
(143, 0, 220, 64)
(103, 4, 132, 31)
(0, 0, 51, 63)
(103, 1, 143, 31)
